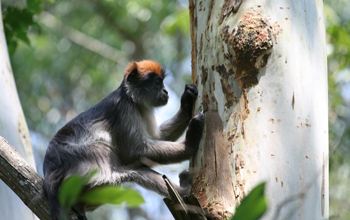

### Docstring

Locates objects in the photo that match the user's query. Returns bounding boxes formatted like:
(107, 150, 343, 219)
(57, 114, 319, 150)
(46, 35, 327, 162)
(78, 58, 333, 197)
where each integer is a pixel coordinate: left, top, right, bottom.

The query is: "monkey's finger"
(181, 89, 197, 104)
(185, 84, 198, 96)
(179, 170, 191, 187)
(185, 90, 197, 100)
(195, 111, 205, 121)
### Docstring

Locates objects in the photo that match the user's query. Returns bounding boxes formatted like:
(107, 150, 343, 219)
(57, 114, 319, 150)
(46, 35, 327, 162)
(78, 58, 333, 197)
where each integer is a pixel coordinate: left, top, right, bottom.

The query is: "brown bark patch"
(202, 94, 210, 112)
(189, 0, 197, 83)
(219, 0, 244, 25)
(222, 12, 274, 89)
(210, 95, 218, 112)
(220, 79, 236, 108)
(192, 170, 208, 211)
(234, 154, 246, 201)
(192, 111, 236, 220)
(216, 64, 229, 78)
(201, 65, 208, 84)
(199, 34, 204, 63)
(206, 0, 216, 29)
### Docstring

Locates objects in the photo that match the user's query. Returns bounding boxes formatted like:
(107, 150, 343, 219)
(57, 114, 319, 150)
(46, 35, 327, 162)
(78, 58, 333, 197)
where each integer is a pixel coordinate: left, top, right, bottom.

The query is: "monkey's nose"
(163, 89, 168, 95)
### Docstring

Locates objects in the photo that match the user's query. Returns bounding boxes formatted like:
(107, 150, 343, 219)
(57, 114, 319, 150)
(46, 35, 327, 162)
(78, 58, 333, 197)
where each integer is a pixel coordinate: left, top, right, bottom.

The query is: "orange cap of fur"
(125, 60, 164, 77)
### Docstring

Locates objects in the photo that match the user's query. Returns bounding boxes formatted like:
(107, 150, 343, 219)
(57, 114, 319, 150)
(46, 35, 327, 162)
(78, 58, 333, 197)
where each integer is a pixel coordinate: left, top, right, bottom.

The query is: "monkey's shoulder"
(88, 120, 113, 147)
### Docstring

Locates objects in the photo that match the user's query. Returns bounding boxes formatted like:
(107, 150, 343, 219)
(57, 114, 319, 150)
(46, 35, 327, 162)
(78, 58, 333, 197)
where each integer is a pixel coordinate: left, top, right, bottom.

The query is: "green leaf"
(2, 7, 37, 53)
(3, 8, 34, 28)
(58, 169, 98, 210)
(27, 0, 43, 14)
(231, 183, 267, 220)
(59, 175, 85, 210)
(86, 169, 99, 180)
(7, 40, 17, 56)
(15, 30, 31, 46)
(79, 186, 144, 207)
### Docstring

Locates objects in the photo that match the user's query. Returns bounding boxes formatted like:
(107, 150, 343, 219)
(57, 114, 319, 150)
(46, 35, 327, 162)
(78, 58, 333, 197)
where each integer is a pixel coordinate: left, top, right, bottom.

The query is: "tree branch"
(0, 135, 78, 220)
(163, 175, 207, 220)
(39, 11, 127, 64)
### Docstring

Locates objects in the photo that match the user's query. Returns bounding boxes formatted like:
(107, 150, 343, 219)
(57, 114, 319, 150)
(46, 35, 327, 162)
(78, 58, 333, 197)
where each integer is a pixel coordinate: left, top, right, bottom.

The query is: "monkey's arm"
(158, 84, 198, 141)
(158, 111, 190, 141)
(145, 140, 190, 164)
(126, 113, 204, 165)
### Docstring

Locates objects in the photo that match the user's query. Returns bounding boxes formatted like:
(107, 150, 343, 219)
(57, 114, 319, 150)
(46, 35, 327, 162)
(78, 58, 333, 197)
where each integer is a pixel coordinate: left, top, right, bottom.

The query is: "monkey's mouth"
(155, 94, 169, 106)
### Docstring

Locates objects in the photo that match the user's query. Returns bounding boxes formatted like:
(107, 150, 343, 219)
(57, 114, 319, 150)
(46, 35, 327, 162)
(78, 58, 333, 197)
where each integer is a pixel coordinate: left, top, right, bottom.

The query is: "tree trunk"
(0, 4, 38, 220)
(189, 1, 328, 219)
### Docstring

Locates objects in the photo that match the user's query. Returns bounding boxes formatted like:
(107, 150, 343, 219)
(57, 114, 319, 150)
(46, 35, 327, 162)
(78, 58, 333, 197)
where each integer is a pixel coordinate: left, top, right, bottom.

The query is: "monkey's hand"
(180, 84, 198, 117)
(178, 170, 192, 196)
(185, 112, 205, 155)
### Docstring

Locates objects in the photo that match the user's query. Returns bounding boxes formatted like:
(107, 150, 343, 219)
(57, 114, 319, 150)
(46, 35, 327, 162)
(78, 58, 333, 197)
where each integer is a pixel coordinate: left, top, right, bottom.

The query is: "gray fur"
(43, 68, 204, 220)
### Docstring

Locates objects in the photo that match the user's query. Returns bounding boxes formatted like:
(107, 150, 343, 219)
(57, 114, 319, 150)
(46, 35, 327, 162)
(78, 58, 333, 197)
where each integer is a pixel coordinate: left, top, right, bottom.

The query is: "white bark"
(0, 4, 38, 220)
(190, 0, 328, 219)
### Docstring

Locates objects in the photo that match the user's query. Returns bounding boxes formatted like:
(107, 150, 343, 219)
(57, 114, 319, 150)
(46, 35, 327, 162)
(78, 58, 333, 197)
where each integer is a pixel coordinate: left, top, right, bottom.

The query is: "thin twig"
(39, 12, 127, 64)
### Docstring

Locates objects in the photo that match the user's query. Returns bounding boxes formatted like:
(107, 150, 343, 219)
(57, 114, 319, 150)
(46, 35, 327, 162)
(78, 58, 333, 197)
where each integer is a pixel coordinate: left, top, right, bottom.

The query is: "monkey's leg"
(119, 167, 191, 197)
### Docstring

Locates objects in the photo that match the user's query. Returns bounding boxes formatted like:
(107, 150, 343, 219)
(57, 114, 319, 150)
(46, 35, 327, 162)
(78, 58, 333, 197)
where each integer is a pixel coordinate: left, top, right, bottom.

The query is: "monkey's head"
(124, 60, 169, 108)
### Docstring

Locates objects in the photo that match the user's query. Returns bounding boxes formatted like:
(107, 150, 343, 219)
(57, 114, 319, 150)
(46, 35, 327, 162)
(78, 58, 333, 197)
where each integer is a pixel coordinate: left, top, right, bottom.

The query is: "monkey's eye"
(155, 78, 162, 87)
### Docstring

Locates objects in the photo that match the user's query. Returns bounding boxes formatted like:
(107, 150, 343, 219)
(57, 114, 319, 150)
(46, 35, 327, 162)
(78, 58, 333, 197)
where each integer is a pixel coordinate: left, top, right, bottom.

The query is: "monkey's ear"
(125, 61, 139, 83)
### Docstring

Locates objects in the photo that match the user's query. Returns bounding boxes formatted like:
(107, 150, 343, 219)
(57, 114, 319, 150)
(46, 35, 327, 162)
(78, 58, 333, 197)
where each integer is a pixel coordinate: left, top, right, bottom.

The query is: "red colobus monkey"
(43, 60, 205, 220)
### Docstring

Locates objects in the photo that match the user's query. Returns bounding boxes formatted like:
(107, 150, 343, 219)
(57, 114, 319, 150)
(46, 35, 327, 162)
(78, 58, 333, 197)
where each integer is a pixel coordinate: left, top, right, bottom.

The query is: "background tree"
(0, 3, 38, 220)
(189, 0, 328, 219)
(325, 0, 350, 219)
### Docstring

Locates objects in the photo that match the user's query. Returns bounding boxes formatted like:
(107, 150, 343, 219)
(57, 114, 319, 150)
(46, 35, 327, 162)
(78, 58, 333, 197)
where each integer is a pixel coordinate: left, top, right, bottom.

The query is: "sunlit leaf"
(59, 175, 85, 209)
(79, 186, 144, 207)
(231, 183, 267, 220)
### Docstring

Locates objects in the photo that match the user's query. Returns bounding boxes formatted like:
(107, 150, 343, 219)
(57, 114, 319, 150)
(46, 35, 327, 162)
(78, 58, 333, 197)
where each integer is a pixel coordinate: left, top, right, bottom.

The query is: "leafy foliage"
(230, 183, 267, 220)
(59, 171, 144, 219)
(4, 0, 191, 139)
(27, 0, 45, 14)
(1, 0, 49, 54)
(324, 1, 350, 219)
(2, 7, 35, 54)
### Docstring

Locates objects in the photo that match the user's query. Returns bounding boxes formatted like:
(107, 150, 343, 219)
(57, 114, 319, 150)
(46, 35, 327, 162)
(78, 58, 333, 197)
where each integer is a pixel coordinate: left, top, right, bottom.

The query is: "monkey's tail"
(43, 174, 63, 220)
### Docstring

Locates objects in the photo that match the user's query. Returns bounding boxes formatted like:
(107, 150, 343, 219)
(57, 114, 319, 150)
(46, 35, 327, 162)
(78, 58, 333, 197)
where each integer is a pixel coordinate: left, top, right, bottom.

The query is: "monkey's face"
(152, 75, 169, 107)
(142, 74, 168, 107)
(127, 73, 169, 108)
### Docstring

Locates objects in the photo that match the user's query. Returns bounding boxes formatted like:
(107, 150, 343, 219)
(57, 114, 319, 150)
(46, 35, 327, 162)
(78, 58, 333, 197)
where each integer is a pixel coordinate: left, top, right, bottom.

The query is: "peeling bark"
(219, 0, 243, 25)
(192, 111, 235, 220)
